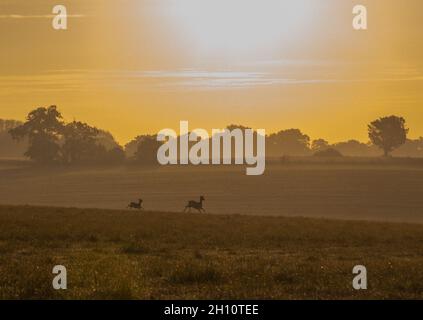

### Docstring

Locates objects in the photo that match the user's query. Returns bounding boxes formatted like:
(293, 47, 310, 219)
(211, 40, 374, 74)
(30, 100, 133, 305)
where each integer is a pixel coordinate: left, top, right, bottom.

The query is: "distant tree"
(368, 116, 408, 157)
(104, 146, 126, 164)
(9, 106, 64, 163)
(96, 130, 121, 151)
(5, 108, 125, 165)
(226, 124, 251, 132)
(93, 130, 126, 163)
(0, 119, 22, 133)
(392, 137, 423, 158)
(311, 139, 330, 152)
(0, 119, 26, 158)
(332, 140, 377, 157)
(62, 121, 104, 164)
(134, 135, 162, 164)
(267, 129, 311, 156)
(125, 136, 144, 158)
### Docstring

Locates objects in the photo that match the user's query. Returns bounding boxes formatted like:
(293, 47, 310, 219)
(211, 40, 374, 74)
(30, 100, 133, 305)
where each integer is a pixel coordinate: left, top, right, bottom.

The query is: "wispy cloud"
(0, 67, 421, 96)
(137, 69, 338, 90)
(135, 68, 423, 90)
(239, 59, 337, 67)
(140, 70, 267, 79)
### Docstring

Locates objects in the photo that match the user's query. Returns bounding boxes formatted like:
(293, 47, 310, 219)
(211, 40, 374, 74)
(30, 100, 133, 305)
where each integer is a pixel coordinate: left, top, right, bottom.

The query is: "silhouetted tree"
(96, 130, 121, 151)
(125, 136, 143, 158)
(9, 106, 64, 163)
(332, 140, 378, 157)
(134, 135, 162, 164)
(62, 121, 104, 164)
(104, 146, 126, 164)
(368, 116, 408, 157)
(311, 139, 330, 152)
(267, 129, 311, 156)
(226, 124, 251, 132)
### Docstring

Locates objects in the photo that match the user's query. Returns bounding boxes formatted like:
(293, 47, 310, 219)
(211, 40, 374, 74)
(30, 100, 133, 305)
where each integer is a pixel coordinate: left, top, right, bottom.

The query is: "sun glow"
(166, 0, 319, 57)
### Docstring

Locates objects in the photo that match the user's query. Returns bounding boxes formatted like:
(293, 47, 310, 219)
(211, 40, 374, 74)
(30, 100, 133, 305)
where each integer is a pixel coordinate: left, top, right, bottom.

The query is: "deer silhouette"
(128, 199, 143, 210)
(184, 196, 206, 213)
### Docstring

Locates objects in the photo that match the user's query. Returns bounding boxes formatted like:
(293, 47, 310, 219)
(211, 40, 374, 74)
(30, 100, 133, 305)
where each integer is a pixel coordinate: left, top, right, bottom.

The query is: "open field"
(1, 160, 422, 299)
(0, 205, 422, 299)
(0, 161, 422, 223)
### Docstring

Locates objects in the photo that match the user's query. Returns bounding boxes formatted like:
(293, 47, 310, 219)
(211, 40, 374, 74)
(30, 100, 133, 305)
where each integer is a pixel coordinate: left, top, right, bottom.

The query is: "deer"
(128, 199, 143, 210)
(184, 196, 206, 213)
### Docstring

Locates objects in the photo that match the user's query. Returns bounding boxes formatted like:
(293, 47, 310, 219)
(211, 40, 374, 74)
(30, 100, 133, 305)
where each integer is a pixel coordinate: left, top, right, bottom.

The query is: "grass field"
(0, 205, 422, 299)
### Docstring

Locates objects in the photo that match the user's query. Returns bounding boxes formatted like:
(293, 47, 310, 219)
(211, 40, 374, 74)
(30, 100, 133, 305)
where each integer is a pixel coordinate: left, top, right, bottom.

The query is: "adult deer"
(128, 199, 143, 210)
(184, 196, 206, 213)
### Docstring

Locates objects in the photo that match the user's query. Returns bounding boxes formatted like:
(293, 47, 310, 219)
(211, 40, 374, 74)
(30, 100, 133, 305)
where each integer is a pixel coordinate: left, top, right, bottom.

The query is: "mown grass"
(0, 205, 422, 299)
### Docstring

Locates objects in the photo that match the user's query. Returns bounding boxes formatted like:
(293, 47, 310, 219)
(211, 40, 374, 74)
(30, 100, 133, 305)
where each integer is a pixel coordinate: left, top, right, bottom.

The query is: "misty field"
(1, 161, 423, 299)
(0, 205, 423, 299)
(0, 160, 423, 222)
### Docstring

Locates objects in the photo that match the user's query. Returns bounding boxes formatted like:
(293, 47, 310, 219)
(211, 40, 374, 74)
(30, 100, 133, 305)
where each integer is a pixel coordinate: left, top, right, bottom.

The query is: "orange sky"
(0, 0, 422, 144)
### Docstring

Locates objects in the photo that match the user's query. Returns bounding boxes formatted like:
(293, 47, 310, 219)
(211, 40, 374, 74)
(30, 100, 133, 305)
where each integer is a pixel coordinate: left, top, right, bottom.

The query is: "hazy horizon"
(1, 0, 422, 145)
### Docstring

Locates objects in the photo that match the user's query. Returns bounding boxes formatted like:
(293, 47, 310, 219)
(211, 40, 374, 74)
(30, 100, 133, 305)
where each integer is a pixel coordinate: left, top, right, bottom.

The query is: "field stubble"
(0, 205, 422, 299)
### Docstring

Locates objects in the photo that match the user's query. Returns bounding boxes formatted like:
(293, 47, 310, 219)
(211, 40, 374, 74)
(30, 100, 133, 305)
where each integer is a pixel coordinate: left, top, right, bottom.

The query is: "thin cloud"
(140, 70, 267, 79)
(137, 69, 337, 89)
(0, 68, 421, 96)
(136, 68, 423, 90)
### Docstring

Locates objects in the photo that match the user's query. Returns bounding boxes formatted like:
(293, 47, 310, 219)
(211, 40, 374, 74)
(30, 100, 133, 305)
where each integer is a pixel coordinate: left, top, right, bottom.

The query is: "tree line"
(0, 106, 420, 164)
(7, 106, 125, 164)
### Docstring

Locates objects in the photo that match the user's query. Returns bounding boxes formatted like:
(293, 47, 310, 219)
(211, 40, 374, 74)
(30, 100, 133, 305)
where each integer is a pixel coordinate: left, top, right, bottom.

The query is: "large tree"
(368, 115, 408, 157)
(133, 135, 163, 164)
(9, 106, 64, 163)
(62, 121, 126, 165)
(62, 121, 103, 164)
(267, 129, 311, 156)
(311, 139, 330, 152)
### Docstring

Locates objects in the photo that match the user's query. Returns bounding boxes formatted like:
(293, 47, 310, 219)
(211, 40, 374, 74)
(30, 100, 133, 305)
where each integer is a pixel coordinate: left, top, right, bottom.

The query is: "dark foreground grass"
(0, 205, 422, 299)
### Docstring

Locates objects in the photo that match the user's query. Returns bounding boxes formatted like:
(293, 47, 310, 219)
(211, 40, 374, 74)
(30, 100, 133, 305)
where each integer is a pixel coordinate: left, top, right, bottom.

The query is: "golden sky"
(0, 0, 422, 144)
